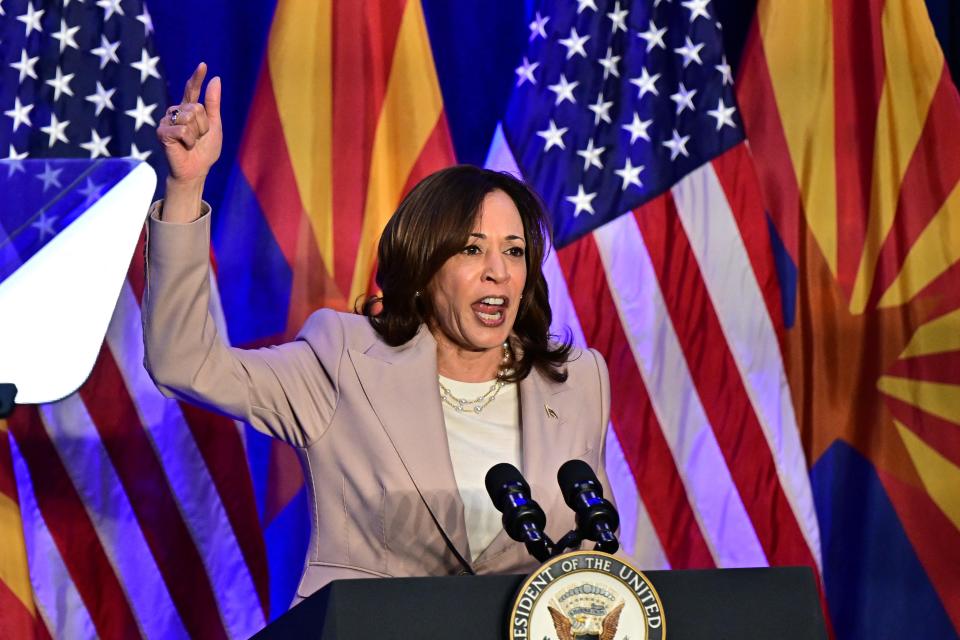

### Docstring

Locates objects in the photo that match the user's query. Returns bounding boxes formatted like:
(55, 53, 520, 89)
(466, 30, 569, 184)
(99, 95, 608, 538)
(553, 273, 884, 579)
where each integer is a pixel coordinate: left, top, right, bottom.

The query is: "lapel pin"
(545, 404, 558, 420)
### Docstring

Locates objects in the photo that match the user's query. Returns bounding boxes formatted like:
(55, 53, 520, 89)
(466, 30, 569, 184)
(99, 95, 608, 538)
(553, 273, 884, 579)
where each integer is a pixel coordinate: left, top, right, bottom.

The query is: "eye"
(462, 244, 481, 255)
(506, 246, 525, 257)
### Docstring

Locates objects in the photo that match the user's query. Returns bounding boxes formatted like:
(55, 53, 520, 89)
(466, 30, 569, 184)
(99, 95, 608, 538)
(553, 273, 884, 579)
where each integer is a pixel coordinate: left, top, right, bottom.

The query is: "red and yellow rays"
(252, 0, 454, 334)
(741, 0, 960, 628)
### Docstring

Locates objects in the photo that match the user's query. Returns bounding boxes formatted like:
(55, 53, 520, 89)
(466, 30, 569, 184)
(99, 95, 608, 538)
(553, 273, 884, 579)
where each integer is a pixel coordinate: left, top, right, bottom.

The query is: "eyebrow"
(469, 233, 526, 243)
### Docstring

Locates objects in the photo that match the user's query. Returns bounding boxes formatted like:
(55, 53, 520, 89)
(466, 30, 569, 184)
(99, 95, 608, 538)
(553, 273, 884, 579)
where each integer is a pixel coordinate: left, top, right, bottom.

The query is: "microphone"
(557, 459, 620, 554)
(485, 463, 552, 562)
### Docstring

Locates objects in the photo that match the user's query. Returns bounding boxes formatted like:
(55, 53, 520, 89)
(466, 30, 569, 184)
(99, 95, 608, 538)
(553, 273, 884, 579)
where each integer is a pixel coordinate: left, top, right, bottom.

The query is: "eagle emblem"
(546, 583, 624, 640)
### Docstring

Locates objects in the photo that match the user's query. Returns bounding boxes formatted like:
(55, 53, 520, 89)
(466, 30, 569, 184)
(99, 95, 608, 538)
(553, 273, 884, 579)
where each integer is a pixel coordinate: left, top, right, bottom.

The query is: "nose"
(483, 251, 509, 283)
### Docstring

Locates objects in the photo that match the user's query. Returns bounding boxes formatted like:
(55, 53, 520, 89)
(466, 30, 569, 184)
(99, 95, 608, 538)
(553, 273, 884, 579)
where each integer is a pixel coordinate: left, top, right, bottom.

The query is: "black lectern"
(254, 566, 827, 639)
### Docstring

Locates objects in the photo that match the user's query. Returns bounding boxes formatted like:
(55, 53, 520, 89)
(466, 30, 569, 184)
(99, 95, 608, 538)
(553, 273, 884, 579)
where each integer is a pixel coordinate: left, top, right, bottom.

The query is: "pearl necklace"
(438, 342, 511, 415)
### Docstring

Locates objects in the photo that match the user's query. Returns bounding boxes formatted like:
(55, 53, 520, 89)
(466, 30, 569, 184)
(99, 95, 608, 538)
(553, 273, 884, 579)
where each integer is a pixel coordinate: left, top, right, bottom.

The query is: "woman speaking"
(146, 63, 612, 603)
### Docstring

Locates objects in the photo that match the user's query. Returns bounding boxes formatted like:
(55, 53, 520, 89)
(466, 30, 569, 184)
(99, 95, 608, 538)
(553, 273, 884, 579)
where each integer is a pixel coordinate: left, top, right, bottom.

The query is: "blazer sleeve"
(142, 201, 339, 448)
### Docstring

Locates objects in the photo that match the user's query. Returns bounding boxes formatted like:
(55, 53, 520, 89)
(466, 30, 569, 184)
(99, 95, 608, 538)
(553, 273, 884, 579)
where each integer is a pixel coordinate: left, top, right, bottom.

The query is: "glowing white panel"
(0, 161, 156, 403)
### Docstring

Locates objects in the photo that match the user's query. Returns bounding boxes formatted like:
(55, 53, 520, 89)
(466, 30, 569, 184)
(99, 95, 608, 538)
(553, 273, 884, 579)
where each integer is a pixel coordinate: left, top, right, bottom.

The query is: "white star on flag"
(79, 177, 104, 204)
(537, 119, 568, 151)
(607, 1, 628, 33)
(4, 145, 27, 176)
(35, 163, 63, 192)
(46, 66, 76, 101)
(85, 82, 116, 116)
(16, 1, 44, 36)
(637, 20, 667, 52)
(670, 82, 697, 115)
(681, 0, 712, 22)
(91, 35, 121, 69)
(131, 48, 161, 83)
(576, 138, 605, 171)
(80, 129, 112, 158)
(11, 50, 39, 82)
(674, 36, 705, 68)
(707, 98, 737, 130)
(136, 4, 154, 34)
(548, 74, 579, 106)
(31, 212, 59, 239)
(622, 113, 652, 143)
(588, 92, 613, 125)
(566, 184, 597, 216)
(52, 18, 81, 53)
(96, 0, 124, 21)
(40, 113, 70, 147)
(124, 96, 157, 131)
(716, 56, 734, 85)
(614, 158, 644, 190)
(128, 143, 152, 161)
(629, 67, 660, 99)
(4, 97, 33, 131)
(598, 47, 621, 80)
(559, 27, 590, 59)
(662, 129, 691, 160)
(515, 57, 539, 87)
(529, 11, 549, 41)
(576, 0, 598, 13)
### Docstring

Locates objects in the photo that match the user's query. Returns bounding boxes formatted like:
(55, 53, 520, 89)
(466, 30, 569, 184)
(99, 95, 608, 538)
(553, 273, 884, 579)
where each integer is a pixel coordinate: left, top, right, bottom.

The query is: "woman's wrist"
(161, 176, 207, 223)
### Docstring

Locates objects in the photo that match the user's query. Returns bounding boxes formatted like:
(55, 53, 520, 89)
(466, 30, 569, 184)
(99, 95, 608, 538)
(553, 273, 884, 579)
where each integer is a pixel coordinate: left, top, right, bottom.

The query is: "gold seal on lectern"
(508, 551, 666, 640)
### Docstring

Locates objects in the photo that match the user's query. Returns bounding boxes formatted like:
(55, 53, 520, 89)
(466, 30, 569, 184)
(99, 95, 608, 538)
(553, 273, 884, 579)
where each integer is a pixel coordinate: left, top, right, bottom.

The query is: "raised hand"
(158, 62, 222, 183)
(156, 63, 222, 222)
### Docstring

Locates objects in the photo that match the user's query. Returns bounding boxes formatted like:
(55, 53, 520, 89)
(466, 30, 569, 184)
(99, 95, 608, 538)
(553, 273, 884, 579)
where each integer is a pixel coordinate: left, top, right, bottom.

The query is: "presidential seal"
(508, 551, 665, 640)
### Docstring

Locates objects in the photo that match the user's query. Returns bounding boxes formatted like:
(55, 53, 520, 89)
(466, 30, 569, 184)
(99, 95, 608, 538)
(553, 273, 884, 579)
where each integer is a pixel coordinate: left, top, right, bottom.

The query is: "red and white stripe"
(10, 435, 98, 639)
(8, 269, 267, 639)
(671, 161, 821, 564)
(487, 125, 822, 572)
(106, 281, 265, 637)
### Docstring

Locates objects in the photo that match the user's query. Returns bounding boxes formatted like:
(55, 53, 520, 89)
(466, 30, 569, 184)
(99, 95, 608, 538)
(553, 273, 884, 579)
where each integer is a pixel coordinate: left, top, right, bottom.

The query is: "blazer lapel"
(473, 368, 571, 567)
(520, 370, 570, 502)
(348, 328, 471, 567)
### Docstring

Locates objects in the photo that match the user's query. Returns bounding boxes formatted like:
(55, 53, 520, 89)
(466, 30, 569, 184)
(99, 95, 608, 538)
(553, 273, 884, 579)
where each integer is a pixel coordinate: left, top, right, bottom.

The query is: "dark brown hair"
(360, 165, 571, 383)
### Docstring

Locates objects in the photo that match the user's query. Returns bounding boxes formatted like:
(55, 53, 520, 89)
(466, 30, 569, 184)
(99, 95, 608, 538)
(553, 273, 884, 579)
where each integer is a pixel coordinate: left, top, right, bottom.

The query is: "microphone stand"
(551, 530, 583, 556)
(548, 528, 619, 557)
(521, 526, 554, 564)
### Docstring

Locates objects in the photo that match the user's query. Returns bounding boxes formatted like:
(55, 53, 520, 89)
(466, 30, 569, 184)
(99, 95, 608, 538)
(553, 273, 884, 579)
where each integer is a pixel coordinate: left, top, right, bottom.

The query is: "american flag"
(494, 0, 824, 574)
(0, 1, 268, 638)
(1, 0, 164, 167)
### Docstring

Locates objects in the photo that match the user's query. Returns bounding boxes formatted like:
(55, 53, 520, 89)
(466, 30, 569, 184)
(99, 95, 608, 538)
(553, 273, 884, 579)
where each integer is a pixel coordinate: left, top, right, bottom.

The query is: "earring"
(497, 341, 511, 379)
(414, 290, 421, 298)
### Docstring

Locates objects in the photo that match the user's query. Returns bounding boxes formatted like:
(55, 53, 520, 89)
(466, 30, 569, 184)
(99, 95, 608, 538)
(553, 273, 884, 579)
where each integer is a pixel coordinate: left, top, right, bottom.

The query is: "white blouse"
(438, 375, 521, 561)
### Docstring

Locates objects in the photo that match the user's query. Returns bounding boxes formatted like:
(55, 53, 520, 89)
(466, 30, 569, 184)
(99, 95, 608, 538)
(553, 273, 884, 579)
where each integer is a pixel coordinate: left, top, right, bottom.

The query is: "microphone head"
(485, 463, 529, 511)
(557, 459, 602, 507)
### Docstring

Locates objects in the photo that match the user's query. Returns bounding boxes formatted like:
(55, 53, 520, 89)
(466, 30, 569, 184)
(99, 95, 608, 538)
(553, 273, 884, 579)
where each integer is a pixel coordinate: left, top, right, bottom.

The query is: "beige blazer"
(142, 204, 612, 602)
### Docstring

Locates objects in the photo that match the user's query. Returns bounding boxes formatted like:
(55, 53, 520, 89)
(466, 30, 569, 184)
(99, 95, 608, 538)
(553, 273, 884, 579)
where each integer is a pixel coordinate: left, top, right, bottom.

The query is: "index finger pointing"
(182, 62, 207, 104)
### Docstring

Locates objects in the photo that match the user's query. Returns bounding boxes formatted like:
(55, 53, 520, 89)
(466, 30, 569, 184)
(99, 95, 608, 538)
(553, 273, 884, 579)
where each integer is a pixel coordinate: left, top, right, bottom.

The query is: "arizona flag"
(214, 0, 456, 609)
(738, 0, 960, 637)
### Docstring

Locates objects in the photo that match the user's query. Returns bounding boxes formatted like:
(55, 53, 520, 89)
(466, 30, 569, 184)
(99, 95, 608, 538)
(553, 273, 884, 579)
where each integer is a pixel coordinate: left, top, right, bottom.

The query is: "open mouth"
(471, 296, 509, 326)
